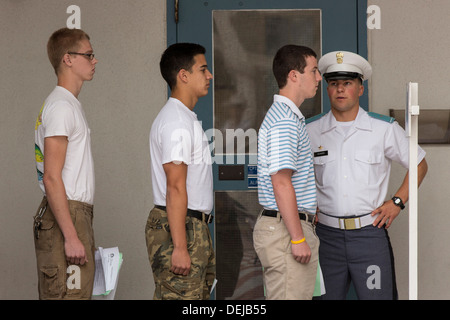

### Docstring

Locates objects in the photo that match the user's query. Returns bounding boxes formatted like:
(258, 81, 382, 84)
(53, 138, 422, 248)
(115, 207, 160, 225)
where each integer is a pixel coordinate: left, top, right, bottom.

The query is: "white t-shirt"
(149, 97, 213, 213)
(35, 86, 95, 204)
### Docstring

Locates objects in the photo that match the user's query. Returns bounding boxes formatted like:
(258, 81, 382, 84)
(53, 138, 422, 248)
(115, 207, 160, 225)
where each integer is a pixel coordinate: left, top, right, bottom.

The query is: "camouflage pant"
(145, 207, 216, 300)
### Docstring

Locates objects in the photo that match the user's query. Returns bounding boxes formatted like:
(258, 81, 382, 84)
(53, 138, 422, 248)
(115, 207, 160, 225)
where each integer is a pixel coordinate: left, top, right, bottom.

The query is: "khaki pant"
(33, 197, 96, 300)
(145, 207, 215, 300)
(253, 212, 319, 300)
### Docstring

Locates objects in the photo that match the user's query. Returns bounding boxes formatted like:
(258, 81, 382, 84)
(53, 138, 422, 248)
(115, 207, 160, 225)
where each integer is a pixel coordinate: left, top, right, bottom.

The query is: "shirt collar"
(321, 107, 372, 133)
(169, 97, 198, 119)
(273, 94, 305, 120)
(354, 107, 372, 131)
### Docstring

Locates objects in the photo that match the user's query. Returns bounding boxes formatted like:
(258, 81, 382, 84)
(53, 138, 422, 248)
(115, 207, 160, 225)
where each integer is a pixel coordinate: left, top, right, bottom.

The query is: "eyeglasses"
(67, 52, 95, 61)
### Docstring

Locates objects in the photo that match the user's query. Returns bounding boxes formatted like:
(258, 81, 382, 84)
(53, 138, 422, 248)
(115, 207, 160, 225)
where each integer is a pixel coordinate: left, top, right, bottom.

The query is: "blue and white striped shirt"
(257, 95, 317, 214)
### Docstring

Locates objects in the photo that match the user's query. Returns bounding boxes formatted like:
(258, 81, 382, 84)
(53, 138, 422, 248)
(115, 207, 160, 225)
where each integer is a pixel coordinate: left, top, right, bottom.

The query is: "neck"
(171, 89, 198, 111)
(57, 74, 83, 98)
(279, 87, 305, 108)
(331, 106, 359, 122)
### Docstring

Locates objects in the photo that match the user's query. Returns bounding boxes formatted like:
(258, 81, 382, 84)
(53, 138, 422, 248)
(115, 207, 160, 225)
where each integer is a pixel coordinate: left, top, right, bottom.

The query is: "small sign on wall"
(247, 165, 257, 189)
(390, 109, 450, 144)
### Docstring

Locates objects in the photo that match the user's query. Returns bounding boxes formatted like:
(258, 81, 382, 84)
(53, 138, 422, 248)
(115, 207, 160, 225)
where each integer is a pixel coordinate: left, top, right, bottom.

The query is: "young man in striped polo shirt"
(253, 45, 322, 300)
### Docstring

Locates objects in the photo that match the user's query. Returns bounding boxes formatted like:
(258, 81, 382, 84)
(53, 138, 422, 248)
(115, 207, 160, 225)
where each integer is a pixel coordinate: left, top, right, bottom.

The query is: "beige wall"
(0, 0, 165, 299)
(368, 0, 450, 299)
(1, 0, 449, 300)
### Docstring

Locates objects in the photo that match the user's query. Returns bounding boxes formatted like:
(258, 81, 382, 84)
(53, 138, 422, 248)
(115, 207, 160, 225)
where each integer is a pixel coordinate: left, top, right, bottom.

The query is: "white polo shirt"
(35, 86, 95, 204)
(149, 97, 213, 213)
(306, 107, 426, 217)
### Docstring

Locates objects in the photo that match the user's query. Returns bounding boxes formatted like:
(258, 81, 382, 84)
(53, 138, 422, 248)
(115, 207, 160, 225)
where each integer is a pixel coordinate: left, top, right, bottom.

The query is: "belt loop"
(300, 212, 308, 223)
(339, 219, 345, 230)
(300, 212, 312, 224)
(276, 211, 282, 222)
(259, 208, 264, 218)
(202, 213, 211, 224)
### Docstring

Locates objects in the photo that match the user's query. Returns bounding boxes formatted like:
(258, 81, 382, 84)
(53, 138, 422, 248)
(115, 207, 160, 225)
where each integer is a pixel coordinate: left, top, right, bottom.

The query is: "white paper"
(92, 247, 122, 299)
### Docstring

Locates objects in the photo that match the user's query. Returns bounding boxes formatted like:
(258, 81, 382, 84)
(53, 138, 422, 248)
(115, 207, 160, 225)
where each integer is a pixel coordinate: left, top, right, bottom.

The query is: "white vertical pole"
(407, 82, 419, 300)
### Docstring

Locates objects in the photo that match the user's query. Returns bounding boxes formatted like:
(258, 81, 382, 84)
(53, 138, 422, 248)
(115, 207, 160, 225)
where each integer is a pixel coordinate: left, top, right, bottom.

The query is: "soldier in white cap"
(306, 51, 428, 299)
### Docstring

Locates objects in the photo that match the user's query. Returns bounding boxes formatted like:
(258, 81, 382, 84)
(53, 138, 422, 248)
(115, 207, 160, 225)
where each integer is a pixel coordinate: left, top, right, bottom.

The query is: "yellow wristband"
(291, 237, 306, 244)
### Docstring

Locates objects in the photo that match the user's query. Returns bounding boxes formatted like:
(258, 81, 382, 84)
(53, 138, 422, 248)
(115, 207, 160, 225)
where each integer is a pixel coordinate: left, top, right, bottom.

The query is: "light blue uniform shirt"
(257, 95, 317, 214)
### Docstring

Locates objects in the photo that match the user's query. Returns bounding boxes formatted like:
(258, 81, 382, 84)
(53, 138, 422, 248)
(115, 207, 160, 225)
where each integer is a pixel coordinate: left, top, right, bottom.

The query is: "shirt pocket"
(354, 150, 383, 185)
(313, 153, 336, 186)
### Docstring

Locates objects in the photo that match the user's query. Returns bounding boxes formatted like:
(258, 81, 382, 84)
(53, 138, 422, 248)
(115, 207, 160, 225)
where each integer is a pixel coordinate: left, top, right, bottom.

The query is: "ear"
(288, 69, 297, 81)
(358, 83, 365, 97)
(287, 70, 301, 85)
(177, 68, 189, 85)
(62, 53, 73, 67)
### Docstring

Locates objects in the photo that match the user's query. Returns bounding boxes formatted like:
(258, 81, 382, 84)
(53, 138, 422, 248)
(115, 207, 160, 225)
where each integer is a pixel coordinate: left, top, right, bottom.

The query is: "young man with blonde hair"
(34, 27, 98, 299)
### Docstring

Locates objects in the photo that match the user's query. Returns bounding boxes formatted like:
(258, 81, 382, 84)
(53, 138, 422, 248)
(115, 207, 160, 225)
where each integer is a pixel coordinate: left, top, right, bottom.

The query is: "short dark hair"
(159, 43, 206, 90)
(272, 45, 317, 89)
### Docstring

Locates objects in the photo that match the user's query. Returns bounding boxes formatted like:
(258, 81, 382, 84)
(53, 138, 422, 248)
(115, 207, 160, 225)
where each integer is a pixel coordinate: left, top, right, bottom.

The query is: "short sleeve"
(42, 101, 76, 139)
(267, 119, 299, 175)
(385, 121, 426, 168)
(160, 120, 193, 165)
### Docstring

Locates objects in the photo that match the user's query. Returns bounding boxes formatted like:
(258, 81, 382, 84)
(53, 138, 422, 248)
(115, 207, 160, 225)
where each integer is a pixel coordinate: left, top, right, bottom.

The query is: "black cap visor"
(323, 71, 362, 81)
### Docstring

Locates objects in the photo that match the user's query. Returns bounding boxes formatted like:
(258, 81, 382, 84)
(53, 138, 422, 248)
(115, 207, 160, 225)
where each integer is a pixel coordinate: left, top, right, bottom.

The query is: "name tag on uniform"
(314, 150, 328, 157)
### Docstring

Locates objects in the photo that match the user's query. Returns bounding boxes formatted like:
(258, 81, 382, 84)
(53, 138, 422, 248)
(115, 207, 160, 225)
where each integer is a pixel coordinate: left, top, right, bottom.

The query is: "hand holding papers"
(92, 247, 123, 299)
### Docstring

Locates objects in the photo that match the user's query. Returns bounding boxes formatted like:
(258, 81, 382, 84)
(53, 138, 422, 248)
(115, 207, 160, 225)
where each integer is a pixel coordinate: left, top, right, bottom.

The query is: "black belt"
(155, 205, 213, 224)
(262, 209, 315, 223)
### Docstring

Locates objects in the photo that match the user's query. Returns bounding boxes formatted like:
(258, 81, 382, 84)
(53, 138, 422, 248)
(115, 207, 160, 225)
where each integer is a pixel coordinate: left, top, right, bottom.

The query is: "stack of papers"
(92, 247, 123, 300)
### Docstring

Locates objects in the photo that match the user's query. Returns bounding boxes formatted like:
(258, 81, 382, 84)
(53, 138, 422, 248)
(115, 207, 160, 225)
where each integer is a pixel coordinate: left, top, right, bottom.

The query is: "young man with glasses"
(34, 28, 98, 299)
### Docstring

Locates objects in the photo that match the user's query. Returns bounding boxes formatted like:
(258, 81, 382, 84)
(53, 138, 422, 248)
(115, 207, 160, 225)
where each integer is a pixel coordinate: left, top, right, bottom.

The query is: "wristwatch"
(392, 196, 405, 210)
